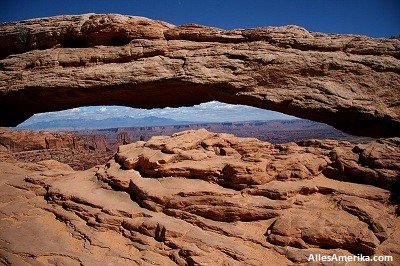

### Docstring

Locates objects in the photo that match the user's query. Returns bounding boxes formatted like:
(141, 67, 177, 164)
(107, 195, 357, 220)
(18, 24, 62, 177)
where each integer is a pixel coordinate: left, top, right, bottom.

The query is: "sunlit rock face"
(1, 129, 399, 264)
(0, 14, 399, 137)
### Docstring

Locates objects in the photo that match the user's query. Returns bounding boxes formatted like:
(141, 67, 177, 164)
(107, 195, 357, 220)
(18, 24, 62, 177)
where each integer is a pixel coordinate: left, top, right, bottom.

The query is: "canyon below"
(0, 13, 399, 265)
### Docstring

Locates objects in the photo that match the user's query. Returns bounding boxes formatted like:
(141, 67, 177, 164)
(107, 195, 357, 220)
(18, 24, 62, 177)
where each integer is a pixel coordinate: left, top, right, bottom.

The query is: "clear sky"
(17, 102, 297, 128)
(1, 0, 399, 37)
(2, 1, 399, 126)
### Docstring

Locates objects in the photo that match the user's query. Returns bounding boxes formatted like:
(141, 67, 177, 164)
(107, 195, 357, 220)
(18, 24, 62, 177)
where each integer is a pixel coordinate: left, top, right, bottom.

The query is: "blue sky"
(1, 0, 399, 37)
(18, 102, 295, 127)
(2, 1, 399, 126)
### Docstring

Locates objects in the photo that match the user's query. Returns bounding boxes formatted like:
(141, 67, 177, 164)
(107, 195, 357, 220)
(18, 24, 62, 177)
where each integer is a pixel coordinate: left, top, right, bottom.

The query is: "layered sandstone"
(0, 14, 399, 137)
(1, 129, 399, 265)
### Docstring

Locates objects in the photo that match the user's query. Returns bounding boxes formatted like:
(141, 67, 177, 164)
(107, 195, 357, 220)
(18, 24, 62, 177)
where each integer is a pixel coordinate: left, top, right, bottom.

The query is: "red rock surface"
(0, 14, 399, 137)
(1, 129, 398, 265)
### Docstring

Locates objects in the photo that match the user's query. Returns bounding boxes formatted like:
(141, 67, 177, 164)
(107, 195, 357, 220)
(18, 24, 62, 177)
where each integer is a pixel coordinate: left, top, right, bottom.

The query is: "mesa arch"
(0, 14, 399, 137)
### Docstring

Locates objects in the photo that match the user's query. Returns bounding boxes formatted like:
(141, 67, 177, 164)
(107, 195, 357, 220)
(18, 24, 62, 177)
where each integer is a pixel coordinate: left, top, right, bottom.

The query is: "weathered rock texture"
(0, 14, 399, 137)
(1, 129, 399, 265)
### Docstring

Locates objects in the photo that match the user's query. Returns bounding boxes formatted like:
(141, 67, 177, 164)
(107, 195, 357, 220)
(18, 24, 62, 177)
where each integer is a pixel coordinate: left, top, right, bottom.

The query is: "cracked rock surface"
(0, 14, 399, 137)
(1, 129, 399, 265)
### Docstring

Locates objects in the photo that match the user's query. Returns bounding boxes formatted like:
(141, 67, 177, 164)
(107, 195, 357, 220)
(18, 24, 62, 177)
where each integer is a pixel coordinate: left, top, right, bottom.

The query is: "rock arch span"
(0, 14, 399, 137)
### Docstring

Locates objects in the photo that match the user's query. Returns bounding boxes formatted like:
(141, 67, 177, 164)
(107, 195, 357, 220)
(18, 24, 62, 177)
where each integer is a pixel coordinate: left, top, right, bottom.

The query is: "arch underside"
(1, 80, 398, 137)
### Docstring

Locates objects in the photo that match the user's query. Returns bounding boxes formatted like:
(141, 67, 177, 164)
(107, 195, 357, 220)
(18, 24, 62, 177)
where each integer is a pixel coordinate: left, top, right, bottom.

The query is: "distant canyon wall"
(0, 127, 131, 152)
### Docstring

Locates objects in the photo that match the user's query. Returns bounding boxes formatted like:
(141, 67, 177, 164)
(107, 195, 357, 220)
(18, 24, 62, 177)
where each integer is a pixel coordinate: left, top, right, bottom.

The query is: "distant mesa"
(17, 116, 197, 130)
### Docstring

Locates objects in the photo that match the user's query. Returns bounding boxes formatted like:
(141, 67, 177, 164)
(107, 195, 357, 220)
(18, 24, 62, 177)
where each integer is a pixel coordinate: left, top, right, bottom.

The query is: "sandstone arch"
(0, 14, 399, 137)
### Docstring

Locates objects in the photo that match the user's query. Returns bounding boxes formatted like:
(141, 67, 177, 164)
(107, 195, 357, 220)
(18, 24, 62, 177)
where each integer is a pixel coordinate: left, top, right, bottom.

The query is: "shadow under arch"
(1, 79, 399, 138)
